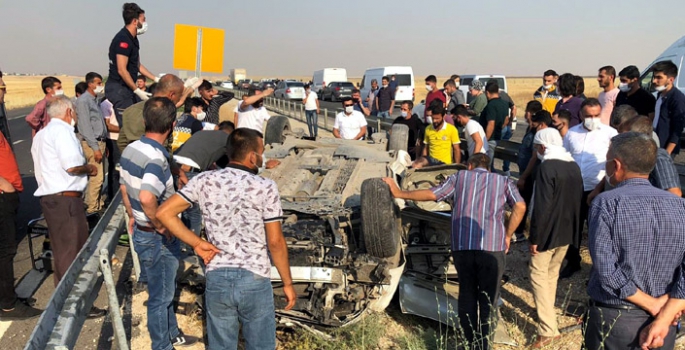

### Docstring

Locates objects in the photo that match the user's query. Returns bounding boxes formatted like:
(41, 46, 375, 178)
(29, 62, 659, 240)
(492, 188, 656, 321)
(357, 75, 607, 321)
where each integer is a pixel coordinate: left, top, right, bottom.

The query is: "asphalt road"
(2, 108, 131, 350)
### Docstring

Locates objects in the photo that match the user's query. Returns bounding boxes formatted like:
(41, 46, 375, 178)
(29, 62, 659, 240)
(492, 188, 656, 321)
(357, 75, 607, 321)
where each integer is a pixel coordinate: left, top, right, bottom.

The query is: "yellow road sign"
(173, 24, 224, 74)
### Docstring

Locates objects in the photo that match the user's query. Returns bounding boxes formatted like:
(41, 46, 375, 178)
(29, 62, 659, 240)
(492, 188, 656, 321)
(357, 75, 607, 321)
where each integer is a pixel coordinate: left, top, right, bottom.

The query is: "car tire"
(388, 124, 409, 153)
(330, 93, 337, 102)
(264, 115, 291, 146)
(360, 178, 400, 258)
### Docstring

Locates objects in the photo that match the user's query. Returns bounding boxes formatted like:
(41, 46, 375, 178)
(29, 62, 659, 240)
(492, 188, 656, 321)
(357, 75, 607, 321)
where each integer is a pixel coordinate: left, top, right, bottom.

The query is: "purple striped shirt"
(430, 168, 523, 252)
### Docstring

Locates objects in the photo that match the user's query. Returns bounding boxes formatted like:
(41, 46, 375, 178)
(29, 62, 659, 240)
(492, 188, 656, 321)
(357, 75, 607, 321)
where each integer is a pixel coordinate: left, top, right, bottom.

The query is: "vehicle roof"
(460, 74, 506, 78)
(641, 35, 685, 74)
(364, 66, 414, 73)
(315, 68, 346, 72)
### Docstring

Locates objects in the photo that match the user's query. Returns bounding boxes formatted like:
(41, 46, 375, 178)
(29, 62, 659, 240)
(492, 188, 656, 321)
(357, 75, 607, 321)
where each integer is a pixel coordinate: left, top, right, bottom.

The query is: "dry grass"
(3, 75, 81, 110)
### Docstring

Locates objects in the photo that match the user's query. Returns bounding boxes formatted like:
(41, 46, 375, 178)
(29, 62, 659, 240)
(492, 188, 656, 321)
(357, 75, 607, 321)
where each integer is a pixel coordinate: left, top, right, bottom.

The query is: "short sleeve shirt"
(479, 98, 509, 140)
(463, 119, 488, 156)
(108, 28, 140, 84)
(178, 165, 283, 277)
(236, 105, 271, 132)
(334, 111, 367, 139)
(424, 122, 461, 164)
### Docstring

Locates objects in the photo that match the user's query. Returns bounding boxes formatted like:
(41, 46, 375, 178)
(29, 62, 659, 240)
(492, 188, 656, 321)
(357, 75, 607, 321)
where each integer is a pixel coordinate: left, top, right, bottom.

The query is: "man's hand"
(640, 319, 671, 350)
(283, 284, 297, 310)
(177, 171, 189, 189)
(265, 159, 281, 169)
(184, 77, 199, 89)
(94, 150, 103, 163)
(381, 177, 400, 197)
(127, 217, 135, 235)
(505, 236, 512, 254)
(648, 294, 670, 317)
(193, 240, 221, 265)
(263, 88, 275, 96)
(516, 178, 526, 191)
(134, 88, 151, 101)
(87, 164, 98, 176)
(529, 244, 539, 256)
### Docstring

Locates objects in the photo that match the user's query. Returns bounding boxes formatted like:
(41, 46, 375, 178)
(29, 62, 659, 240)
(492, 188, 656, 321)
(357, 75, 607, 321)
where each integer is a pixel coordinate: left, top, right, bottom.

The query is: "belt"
(588, 299, 641, 311)
(180, 164, 202, 173)
(96, 137, 107, 142)
(55, 191, 83, 198)
(136, 225, 156, 233)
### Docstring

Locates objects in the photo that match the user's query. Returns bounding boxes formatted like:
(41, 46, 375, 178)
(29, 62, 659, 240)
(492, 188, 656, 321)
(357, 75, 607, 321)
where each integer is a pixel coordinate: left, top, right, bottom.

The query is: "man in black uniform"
(615, 65, 656, 119)
(105, 3, 159, 126)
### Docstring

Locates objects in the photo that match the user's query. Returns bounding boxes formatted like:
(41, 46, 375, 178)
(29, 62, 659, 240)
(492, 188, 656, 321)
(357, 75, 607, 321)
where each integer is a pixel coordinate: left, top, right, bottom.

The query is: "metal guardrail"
(25, 192, 126, 350)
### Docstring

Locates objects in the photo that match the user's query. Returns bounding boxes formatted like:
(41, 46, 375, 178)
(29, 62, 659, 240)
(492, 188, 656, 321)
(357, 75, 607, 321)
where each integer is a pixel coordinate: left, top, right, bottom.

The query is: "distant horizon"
(2, 0, 684, 79)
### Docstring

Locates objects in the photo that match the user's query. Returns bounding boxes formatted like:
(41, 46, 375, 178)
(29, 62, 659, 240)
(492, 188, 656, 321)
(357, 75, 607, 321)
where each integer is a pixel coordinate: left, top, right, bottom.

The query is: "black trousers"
(565, 190, 590, 267)
(515, 169, 535, 234)
(584, 304, 676, 349)
(104, 81, 136, 127)
(453, 250, 505, 350)
(0, 192, 19, 309)
(40, 195, 89, 285)
(105, 138, 121, 201)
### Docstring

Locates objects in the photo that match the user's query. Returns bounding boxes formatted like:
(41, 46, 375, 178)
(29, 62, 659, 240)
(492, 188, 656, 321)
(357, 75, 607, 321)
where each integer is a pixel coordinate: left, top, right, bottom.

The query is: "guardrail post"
(99, 249, 129, 350)
(299, 104, 304, 121)
(324, 109, 329, 129)
(377, 119, 381, 133)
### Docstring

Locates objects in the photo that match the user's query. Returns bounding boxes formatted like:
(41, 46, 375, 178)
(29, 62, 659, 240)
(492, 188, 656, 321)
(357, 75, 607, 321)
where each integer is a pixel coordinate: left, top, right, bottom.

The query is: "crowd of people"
(1, 3, 685, 350)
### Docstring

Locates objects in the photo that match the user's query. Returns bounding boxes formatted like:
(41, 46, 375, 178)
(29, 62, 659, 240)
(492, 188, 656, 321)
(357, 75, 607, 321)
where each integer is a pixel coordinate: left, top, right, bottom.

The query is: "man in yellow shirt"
(413, 104, 461, 168)
(534, 70, 561, 113)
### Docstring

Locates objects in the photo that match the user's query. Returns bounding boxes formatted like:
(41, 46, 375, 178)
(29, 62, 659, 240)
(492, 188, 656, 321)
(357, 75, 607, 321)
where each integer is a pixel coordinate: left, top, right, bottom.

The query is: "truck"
(230, 68, 247, 84)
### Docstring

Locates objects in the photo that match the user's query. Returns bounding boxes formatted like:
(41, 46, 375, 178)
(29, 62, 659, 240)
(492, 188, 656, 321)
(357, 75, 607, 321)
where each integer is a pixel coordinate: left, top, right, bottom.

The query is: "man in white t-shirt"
(333, 98, 367, 140)
(453, 105, 488, 156)
(597, 66, 619, 125)
(237, 87, 273, 132)
(302, 84, 320, 138)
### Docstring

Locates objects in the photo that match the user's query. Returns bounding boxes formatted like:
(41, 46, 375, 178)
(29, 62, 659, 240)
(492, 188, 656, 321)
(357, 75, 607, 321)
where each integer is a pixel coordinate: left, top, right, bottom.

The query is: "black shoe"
(87, 306, 107, 319)
(0, 301, 43, 320)
(559, 264, 581, 279)
(172, 334, 199, 347)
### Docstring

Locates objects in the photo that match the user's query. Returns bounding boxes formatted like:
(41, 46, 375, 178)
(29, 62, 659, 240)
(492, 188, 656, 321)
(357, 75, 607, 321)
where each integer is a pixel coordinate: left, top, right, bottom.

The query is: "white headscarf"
(533, 128, 574, 162)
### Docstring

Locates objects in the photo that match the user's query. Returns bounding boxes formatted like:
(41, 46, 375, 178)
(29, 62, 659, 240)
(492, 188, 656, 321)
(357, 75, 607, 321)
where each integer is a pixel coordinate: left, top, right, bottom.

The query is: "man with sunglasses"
(333, 98, 367, 140)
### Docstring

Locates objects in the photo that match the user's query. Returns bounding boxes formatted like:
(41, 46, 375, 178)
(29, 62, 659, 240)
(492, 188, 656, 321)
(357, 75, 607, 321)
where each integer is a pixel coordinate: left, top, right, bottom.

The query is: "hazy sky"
(2, 0, 685, 78)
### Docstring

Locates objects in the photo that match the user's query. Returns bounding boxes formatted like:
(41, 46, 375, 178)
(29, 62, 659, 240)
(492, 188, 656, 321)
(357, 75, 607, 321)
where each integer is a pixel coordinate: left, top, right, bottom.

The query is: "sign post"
(173, 24, 224, 76)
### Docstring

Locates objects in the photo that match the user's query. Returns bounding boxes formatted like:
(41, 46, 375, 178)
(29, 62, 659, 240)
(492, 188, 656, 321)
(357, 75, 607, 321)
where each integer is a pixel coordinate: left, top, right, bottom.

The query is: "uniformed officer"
(105, 2, 158, 127)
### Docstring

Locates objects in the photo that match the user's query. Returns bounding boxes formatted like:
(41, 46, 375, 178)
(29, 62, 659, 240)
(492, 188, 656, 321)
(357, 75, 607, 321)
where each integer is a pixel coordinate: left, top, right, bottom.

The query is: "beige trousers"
(529, 244, 569, 337)
(81, 140, 106, 213)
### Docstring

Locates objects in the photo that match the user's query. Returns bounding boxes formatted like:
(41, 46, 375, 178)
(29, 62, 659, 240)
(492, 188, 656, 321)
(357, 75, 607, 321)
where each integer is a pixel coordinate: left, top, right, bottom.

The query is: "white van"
(360, 66, 415, 105)
(639, 35, 685, 94)
(312, 68, 347, 94)
(458, 75, 508, 103)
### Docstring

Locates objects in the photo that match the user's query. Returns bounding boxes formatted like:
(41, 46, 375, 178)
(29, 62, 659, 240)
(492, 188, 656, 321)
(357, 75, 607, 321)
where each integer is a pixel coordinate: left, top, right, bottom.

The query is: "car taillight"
(286, 89, 291, 93)
(335, 87, 340, 91)
(412, 88, 415, 97)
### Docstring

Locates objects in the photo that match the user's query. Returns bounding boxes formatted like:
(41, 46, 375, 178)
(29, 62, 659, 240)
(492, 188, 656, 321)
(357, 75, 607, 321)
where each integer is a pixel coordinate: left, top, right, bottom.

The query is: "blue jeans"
(305, 110, 318, 138)
(378, 110, 391, 119)
(181, 171, 202, 237)
(133, 229, 181, 350)
(205, 268, 276, 350)
(501, 126, 512, 172)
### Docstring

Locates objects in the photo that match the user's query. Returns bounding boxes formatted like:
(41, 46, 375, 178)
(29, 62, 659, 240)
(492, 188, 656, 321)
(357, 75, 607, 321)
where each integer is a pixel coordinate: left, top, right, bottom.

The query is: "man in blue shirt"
(650, 60, 685, 157)
(585, 132, 685, 349)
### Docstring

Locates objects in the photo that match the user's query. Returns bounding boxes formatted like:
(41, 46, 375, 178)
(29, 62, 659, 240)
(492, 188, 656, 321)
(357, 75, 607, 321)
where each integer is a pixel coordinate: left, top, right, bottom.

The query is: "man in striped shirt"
(119, 97, 197, 349)
(383, 153, 526, 350)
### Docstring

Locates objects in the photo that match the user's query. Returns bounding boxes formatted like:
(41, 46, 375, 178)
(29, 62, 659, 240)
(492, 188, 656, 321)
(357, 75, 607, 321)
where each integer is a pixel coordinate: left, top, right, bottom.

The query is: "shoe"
(87, 306, 107, 319)
(559, 264, 581, 279)
(0, 301, 43, 320)
(532, 335, 561, 349)
(172, 334, 199, 347)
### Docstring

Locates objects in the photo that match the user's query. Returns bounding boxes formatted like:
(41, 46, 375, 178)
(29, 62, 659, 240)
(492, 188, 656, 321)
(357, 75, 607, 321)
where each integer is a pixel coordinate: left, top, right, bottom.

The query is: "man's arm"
(506, 201, 526, 251)
(138, 63, 156, 82)
(75, 99, 101, 153)
(119, 184, 136, 234)
(587, 178, 606, 205)
(139, 190, 165, 233)
(315, 97, 320, 113)
(66, 164, 97, 176)
(471, 96, 486, 116)
(105, 116, 120, 133)
(0, 176, 16, 193)
(25, 100, 46, 130)
(485, 120, 495, 140)
(354, 126, 367, 140)
(240, 88, 273, 110)
(382, 178, 437, 201)
(452, 144, 461, 164)
(116, 55, 138, 91)
(265, 221, 296, 310)
(471, 131, 484, 154)
(210, 91, 235, 109)
(666, 98, 685, 154)
(157, 194, 221, 264)
(357, 100, 371, 117)
(333, 128, 342, 139)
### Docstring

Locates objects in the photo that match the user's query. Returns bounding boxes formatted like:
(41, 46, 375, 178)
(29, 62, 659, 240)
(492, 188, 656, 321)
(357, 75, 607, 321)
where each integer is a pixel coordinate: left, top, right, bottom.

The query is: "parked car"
(220, 81, 234, 89)
(312, 68, 348, 95)
(458, 75, 508, 103)
(321, 82, 355, 102)
(238, 79, 252, 90)
(274, 81, 306, 100)
(261, 80, 276, 90)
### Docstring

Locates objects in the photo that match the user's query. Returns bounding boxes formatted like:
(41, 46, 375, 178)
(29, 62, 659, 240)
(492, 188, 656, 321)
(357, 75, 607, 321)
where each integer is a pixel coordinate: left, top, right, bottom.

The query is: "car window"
(640, 71, 654, 92)
(340, 82, 355, 89)
(461, 78, 472, 86)
(481, 77, 505, 89)
(287, 82, 305, 88)
(393, 74, 412, 86)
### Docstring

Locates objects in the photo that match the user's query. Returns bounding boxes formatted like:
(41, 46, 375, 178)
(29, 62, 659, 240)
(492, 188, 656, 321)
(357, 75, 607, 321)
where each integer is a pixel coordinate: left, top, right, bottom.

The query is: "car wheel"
(360, 178, 400, 258)
(264, 115, 291, 146)
(387, 124, 409, 153)
(331, 93, 337, 102)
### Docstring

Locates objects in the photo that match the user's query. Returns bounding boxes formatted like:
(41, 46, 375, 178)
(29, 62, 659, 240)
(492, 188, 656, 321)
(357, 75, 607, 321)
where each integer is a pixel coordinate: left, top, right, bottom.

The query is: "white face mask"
(137, 21, 148, 35)
(94, 85, 104, 94)
(382, 84, 388, 89)
(401, 111, 408, 117)
(69, 115, 76, 127)
(196, 111, 206, 121)
(536, 149, 544, 161)
(618, 83, 631, 93)
(253, 152, 266, 175)
(654, 84, 667, 92)
(583, 117, 601, 131)
(543, 84, 552, 90)
(425, 84, 433, 92)
(54, 89, 64, 96)
(605, 160, 615, 187)
(345, 106, 354, 114)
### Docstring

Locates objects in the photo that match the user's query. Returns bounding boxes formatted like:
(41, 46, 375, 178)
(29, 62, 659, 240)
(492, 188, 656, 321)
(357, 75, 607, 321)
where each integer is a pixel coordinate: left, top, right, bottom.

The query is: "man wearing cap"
(468, 80, 487, 118)
(528, 128, 583, 348)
